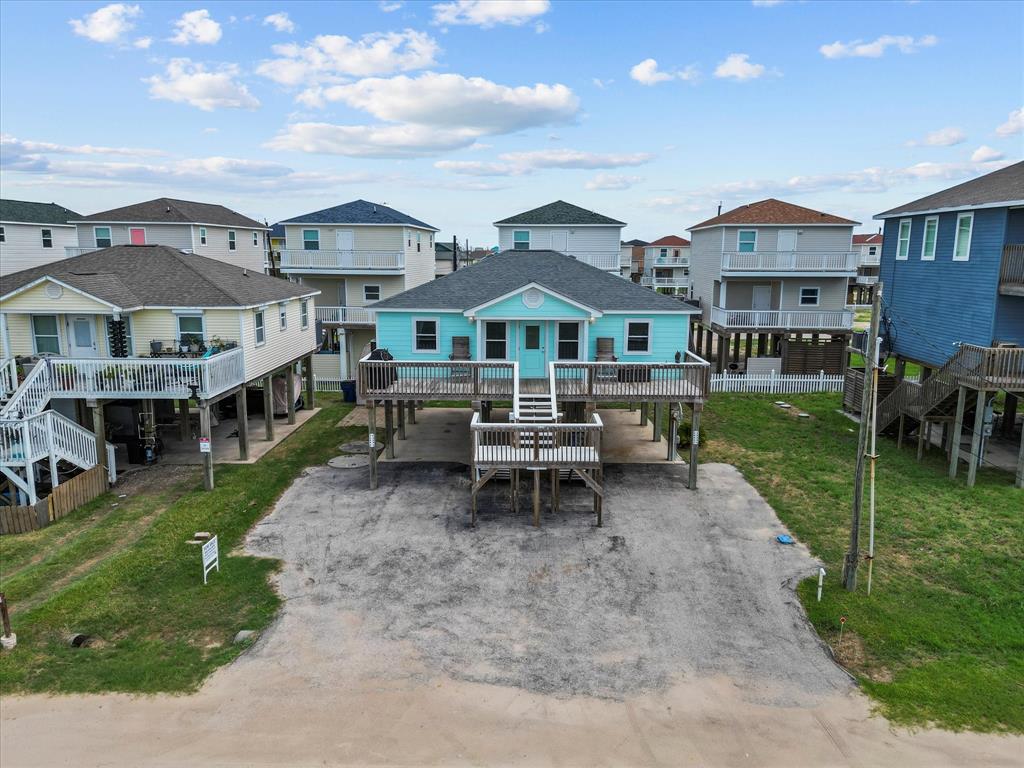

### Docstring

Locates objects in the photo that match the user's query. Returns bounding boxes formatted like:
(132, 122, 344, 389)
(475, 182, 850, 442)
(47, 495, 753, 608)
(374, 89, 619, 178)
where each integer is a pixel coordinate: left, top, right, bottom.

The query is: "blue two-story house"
(876, 161, 1024, 373)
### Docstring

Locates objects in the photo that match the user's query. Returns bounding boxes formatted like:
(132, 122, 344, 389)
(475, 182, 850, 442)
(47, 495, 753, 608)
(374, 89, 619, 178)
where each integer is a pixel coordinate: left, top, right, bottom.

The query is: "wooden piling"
(532, 469, 541, 528)
(966, 390, 986, 487)
(286, 366, 297, 426)
(949, 386, 967, 478)
(236, 388, 249, 461)
(263, 375, 274, 441)
(367, 400, 378, 489)
(199, 402, 214, 491)
(178, 398, 190, 442)
(384, 400, 395, 459)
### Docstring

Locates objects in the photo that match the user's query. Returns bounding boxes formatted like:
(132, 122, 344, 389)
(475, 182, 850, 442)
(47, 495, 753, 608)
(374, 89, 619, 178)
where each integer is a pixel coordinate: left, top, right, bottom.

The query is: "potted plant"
(150, 340, 163, 356)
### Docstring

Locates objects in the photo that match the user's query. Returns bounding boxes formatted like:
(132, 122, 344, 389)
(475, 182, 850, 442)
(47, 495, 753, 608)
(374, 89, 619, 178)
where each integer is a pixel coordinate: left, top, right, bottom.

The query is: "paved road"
(2, 463, 1020, 767)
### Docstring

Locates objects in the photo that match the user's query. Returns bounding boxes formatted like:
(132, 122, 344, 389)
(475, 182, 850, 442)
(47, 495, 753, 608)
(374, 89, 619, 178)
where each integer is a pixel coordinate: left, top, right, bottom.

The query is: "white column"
(338, 329, 349, 379)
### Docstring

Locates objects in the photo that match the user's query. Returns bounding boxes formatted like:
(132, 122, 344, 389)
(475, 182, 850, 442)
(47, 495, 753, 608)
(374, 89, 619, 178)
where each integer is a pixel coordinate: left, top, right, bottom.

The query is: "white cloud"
(256, 30, 439, 88)
(169, 9, 222, 45)
(69, 3, 141, 44)
(434, 160, 523, 176)
(266, 122, 481, 158)
(971, 145, 1005, 162)
(906, 126, 966, 147)
(262, 12, 295, 33)
(432, 0, 550, 28)
(996, 106, 1024, 137)
(592, 77, 613, 89)
(145, 59, 260, 111)
(434, 148, 653, 176)
(379, 1, 404, 10)
(629, 58, 698, 86)
(819, 34, 937, 59)
(133, 36, 152, 49)
(1, 134, 166, 159)
(714, 53, 768, 81)
(585, 173, 643, 190)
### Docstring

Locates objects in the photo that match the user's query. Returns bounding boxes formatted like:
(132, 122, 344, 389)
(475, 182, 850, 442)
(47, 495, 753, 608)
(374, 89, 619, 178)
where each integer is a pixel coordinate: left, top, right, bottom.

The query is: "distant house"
(0, 199, 80, 276)
(687, 199, 859, 374)
(620, 238, 648, 281)
(274, 200, 439, 383)
(493, 201, 626, 273)
(267, 222, 286, 275)
(849, 233, 883, 304)
(69, 198, 269, 273)
(435, 239, 459, 278)
(641, 236, 691, 296)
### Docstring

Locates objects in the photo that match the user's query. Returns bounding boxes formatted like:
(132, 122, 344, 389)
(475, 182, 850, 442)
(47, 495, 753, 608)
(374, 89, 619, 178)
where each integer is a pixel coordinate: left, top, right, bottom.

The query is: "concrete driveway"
(2, 462, 1020, 767)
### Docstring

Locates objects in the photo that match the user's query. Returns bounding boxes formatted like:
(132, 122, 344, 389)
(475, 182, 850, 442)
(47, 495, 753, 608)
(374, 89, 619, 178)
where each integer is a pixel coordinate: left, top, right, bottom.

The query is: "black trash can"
(366, 348, 396, 390)
(340, 380, 357, 402)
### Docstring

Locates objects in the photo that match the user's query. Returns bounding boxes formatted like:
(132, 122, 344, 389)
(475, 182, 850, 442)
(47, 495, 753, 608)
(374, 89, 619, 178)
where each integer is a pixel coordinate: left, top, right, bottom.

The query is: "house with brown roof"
(641, 236, 691, 296)
(849, 232, 883, 304)
(686, 199, 859, 374)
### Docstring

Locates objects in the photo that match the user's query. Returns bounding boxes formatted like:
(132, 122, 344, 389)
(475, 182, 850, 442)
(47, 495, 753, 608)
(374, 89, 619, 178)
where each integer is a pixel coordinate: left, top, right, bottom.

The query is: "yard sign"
(199, 437, 211, 454)
(202, 535, 219, 585)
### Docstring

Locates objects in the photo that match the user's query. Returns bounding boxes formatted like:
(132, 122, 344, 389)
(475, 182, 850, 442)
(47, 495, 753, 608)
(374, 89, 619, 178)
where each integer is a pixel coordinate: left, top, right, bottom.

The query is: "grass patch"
(0, 395, 361, 694)
(691, 394, 1023, 733)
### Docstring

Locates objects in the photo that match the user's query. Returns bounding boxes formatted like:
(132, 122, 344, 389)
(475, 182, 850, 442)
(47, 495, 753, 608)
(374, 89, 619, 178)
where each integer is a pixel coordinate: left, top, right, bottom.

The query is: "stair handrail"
(0, 360, 52, 419)
(547, 362, 559, 422)
(511, 361, 522, 421)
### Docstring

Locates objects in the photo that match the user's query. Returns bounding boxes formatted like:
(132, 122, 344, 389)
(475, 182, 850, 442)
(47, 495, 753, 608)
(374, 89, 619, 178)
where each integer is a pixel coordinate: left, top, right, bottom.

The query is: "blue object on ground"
(776, 534, 795, 545)
(340, 380, 357, 403)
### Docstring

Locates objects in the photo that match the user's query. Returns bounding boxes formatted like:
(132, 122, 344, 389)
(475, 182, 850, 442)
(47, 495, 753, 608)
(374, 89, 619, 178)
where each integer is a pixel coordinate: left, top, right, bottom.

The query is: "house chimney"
(717, 201, 722, 216)
(452, 235, 458, 272)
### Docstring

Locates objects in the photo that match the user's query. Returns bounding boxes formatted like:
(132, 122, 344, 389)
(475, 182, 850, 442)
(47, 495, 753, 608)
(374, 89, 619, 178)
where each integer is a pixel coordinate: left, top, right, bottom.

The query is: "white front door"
(550, 231, 568, 253)
(68, 316, 97, 357)
(777, 229, 797, 252)
(336, 229, 355, 255)
(752, 285, 772, 311)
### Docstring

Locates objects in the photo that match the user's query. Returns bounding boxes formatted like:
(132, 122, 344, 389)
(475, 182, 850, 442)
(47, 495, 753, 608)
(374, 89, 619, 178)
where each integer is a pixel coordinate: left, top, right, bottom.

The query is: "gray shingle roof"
(1, 245, 317, 309)
(370, 250, 698, 313)
(875, 161, 1024, 218)
(72, 198, 265, 228)
(280, 200, 437, 230)
(493, 201, 626, 226)
(0, 199, 80, 226)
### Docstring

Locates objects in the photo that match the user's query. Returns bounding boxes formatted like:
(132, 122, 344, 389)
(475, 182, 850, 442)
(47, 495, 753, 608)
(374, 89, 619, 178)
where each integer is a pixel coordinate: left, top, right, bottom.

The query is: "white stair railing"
(0, 361, 52, 419)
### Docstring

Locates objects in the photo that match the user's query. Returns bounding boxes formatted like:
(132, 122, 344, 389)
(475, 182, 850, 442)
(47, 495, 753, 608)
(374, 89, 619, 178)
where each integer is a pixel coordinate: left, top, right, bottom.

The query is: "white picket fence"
(711, 370, 845, 394)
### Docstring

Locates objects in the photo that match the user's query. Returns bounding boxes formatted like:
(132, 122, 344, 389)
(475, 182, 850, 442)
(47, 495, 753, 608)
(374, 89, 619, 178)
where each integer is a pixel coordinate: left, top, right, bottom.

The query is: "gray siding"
(495, 224, 623, 259)
(721, 225, 854, 252)
(0, 222, 78, 276)
(687, 229, 724, 323)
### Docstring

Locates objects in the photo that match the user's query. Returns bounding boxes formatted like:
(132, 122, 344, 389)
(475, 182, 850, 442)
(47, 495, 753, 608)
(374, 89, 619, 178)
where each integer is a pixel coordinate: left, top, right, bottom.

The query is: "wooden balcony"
(279, 249, 405, 273)
(721, 251, 857, 274)
(711, 306, 854, 332)
(471, 412, 603, 470)
(315, 306, 375, 326)
(999, 244, 1024, 296)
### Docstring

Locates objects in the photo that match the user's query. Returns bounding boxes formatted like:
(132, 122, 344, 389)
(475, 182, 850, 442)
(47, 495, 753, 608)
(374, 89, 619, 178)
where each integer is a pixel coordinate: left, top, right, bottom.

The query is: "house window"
(228, 230, 236, 250)
(921, 217, 938, 261)
(363, 284, 381, 302)
(868, 246, 877, 256)
(660, 248, 668, 258)
(94, 226, 112, 248)
(953, 213, 973, 261)
(300, 299, 309, 329)
(41, 229, 53, 248)
(896, 219, 911, 260)
(413, 318, 438, 352)
(737, 230, 757, 253)
(484, 321, 507, 359)
(799, 287, 820, 306)
(177, 314, 204, 346)
(302, 229, 320, 251)
(31, 315, 60, 355)
(0, 226, 5, 242)
(199, 227, 208, 246)
(513, 230, 530, 250)
(416, 232, 422, 252)
(253, 231, 259, 247)
(557, 322, 580, 360)
(625, 320, 651, 354)
(105, 316, 133, 357)
(279, 303, 288, 331)
(254, 310, 266, 345)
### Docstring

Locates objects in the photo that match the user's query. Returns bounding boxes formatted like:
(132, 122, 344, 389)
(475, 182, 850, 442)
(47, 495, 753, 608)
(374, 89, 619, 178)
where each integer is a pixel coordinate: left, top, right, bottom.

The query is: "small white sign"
(368, 433, 376, 448)
(202, 535, 219, 585)
(692, 430, 700, 444)
(199, 437, 211, 454)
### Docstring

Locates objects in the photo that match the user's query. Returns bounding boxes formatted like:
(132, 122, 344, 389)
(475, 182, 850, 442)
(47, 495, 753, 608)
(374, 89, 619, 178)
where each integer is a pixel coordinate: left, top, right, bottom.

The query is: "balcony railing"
(721, 251, 857, 273)
(651, 256, 689, 267)
(551, 354, 709, 402)
(315, 306, 376, 325)
(1000, 244, 1024, 292)
(855, 275, 879, 285)
(567, 251, 621, 271)
(279, 249, 405, 271)
(471, 411, 603, 470)
(711, 306, 854, 331)
(641, 276, 691, 288)
(859, 254, 881, 267)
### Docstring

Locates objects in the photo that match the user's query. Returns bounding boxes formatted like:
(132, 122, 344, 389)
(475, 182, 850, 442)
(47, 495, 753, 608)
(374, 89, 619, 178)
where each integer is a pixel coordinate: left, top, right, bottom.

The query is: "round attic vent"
(44, 283, 63, 299)
(522, 288, 544, 309)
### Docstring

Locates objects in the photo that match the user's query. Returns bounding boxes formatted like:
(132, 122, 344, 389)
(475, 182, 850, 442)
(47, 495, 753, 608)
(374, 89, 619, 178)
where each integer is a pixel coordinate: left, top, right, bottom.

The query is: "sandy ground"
(2, 462, 1020, 767)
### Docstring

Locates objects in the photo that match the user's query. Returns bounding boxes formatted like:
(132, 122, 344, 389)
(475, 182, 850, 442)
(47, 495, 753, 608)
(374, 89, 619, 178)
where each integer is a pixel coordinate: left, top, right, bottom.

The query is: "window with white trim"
(199, 227, 208, 245)
(177, 314, 204, 345)
(513, 230, 530, 250)
(737, 230, 757, 253)
(94, 226, 112, 248)
(868, 246, 877, 255)
(363, 284, 381, 302)
(300, 299, 309, 329)
(0, 226, 5, 242)
(799, 287, 820, 306)
(921, 217, 938, 261)
(228, 230, 236, 250)
(279, 303, 288, 331)
(896, 219, 911, 260)
(254, 310, 266, 345)
(41, 228, 52, 248)
(484, 321, 507, 359)
(416, 232, 422, 252)
(414, 318, 438, 352)
(953, 213, 973, 261)
(659, 248, 668, 258)
(626, 320, 651, 353)
(303, 229, 319, 250)
(253, 231, 259, 247)
(557, 322, 580, 360)
(32, 315, 60, 355)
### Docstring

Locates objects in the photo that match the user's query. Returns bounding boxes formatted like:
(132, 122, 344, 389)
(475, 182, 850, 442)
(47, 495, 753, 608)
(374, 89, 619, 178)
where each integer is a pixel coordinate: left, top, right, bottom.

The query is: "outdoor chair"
(595, 337, 617, 382)
(449, 336, 472, 382)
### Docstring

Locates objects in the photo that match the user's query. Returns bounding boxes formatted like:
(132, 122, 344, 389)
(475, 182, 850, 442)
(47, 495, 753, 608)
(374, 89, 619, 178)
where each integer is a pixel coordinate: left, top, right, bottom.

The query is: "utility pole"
(843, 283, 882, 591)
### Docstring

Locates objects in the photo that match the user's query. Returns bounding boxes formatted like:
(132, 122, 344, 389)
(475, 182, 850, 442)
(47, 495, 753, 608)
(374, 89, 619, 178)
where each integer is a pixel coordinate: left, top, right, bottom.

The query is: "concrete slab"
(157, 407, 319, 465)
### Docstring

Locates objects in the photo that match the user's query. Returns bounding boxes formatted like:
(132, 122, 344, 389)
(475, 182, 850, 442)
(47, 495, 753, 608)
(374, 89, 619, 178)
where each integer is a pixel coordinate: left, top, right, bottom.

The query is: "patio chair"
(595, 337, 617, 382)
(449, 336, 472, 382)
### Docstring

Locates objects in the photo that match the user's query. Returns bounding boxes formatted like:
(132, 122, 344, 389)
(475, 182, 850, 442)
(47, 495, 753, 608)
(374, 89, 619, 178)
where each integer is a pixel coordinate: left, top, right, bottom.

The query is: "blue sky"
(1, 0, 1021, 246)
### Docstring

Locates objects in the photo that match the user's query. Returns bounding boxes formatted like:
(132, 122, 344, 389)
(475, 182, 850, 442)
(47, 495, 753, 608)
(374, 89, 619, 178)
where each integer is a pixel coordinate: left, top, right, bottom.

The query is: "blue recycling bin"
(340, 380, 357, 403)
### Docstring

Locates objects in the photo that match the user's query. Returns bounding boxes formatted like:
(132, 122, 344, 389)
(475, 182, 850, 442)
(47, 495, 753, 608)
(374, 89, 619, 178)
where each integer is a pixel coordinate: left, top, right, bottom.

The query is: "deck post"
(510, 469, 519, 513)
(286, 366, 297, 426)
(198, 402, 214, 491)
(916, 418, 926, 461)
(178, 398, 191, 442)
(304, 354, 316, 409)
(407, 401, 416, 425)
(967, 389, 986, 488)
(91, 401, 106, 474)
(949, 386, 967, 478)
(1001, 394, 1017, 439)
(551, 468, 560, 513)
(594, 468, 603, 527)
(667, 405, 678, 461)
(688, 402, 702, 490)
(639, 401, 647, 425)
(652, 402, 661, 441)
(1016, 420, 1024, 489)
(236, 388, 249, 461)
(897, 413, 905, 450)
(384, 400, 395, 459)
(367, 400, 378, 490)
(397, 396, 406, 440)
(263, 375, 274, 441)
(532, 469, 541, 527)
(744, 333, 752, 362)
(715, 333, 726, 374)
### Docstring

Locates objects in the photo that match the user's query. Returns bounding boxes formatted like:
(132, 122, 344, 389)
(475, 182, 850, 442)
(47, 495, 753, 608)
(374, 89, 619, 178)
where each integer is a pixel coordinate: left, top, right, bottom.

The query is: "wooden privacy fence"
(0, 465, 109, 535)
(711, 370, 845, 394)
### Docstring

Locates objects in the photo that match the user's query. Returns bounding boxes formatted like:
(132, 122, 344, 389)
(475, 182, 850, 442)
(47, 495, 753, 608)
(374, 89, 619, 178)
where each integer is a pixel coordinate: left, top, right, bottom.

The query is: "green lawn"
(693, 394, 1023, 733)
(0, 396, 361, 694)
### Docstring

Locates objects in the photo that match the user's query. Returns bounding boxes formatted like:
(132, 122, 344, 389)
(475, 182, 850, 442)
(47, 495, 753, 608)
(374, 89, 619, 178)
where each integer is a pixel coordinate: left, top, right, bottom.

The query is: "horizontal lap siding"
(283, 225, 403, 251)
(588, 314, 690, 362)
(496, 226, 621, 254)
(192, 225, 265, 272)
(345, 275, 406, 307)
(4, 313, 35, 356)
(375, 312, 474, 360)
(241, 300, 318, 381)
(0, 223, 78, 276)
(2, 281, 113, 313)
(778, 278, 848, 310)
(721, 225, 853, 252)
(475, 292, 590, 319)
(994, 296, 1024, 345)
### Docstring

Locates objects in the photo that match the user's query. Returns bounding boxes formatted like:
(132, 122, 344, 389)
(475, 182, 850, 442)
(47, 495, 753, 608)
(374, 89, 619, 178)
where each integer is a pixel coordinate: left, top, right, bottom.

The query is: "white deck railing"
(711, 370, 845, 393)
(1, 358, 20, 398)
(569, 252, 621, 271)
(358, 357, 517, 399)
(858, 254, 881, 267)
(650, 256, 689, 267)
(855, 275, 880, 285)
(711, 306, 854, 330)
(1, 410, 116, 488)
(551, 352, 709, 402)
(721, 251, 857, 272)
(641, 276, 691, 288)
(315, 306, 376, 325)
(471, 411, 603, 470)
(280, 249, 405, 271)
(0, 362, 52, 419)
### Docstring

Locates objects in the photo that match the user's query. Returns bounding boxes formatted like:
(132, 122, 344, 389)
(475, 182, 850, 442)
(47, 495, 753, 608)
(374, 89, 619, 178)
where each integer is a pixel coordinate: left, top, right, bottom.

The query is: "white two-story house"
(850, 232, 883, 304)
(69, 198, 269, 273)
(687, 199, 858, 373)
(493, 201, 626, 273)
(275, 200, 439, 382)
(0, 199, 80, 276)
(641, 236, 691, 296)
